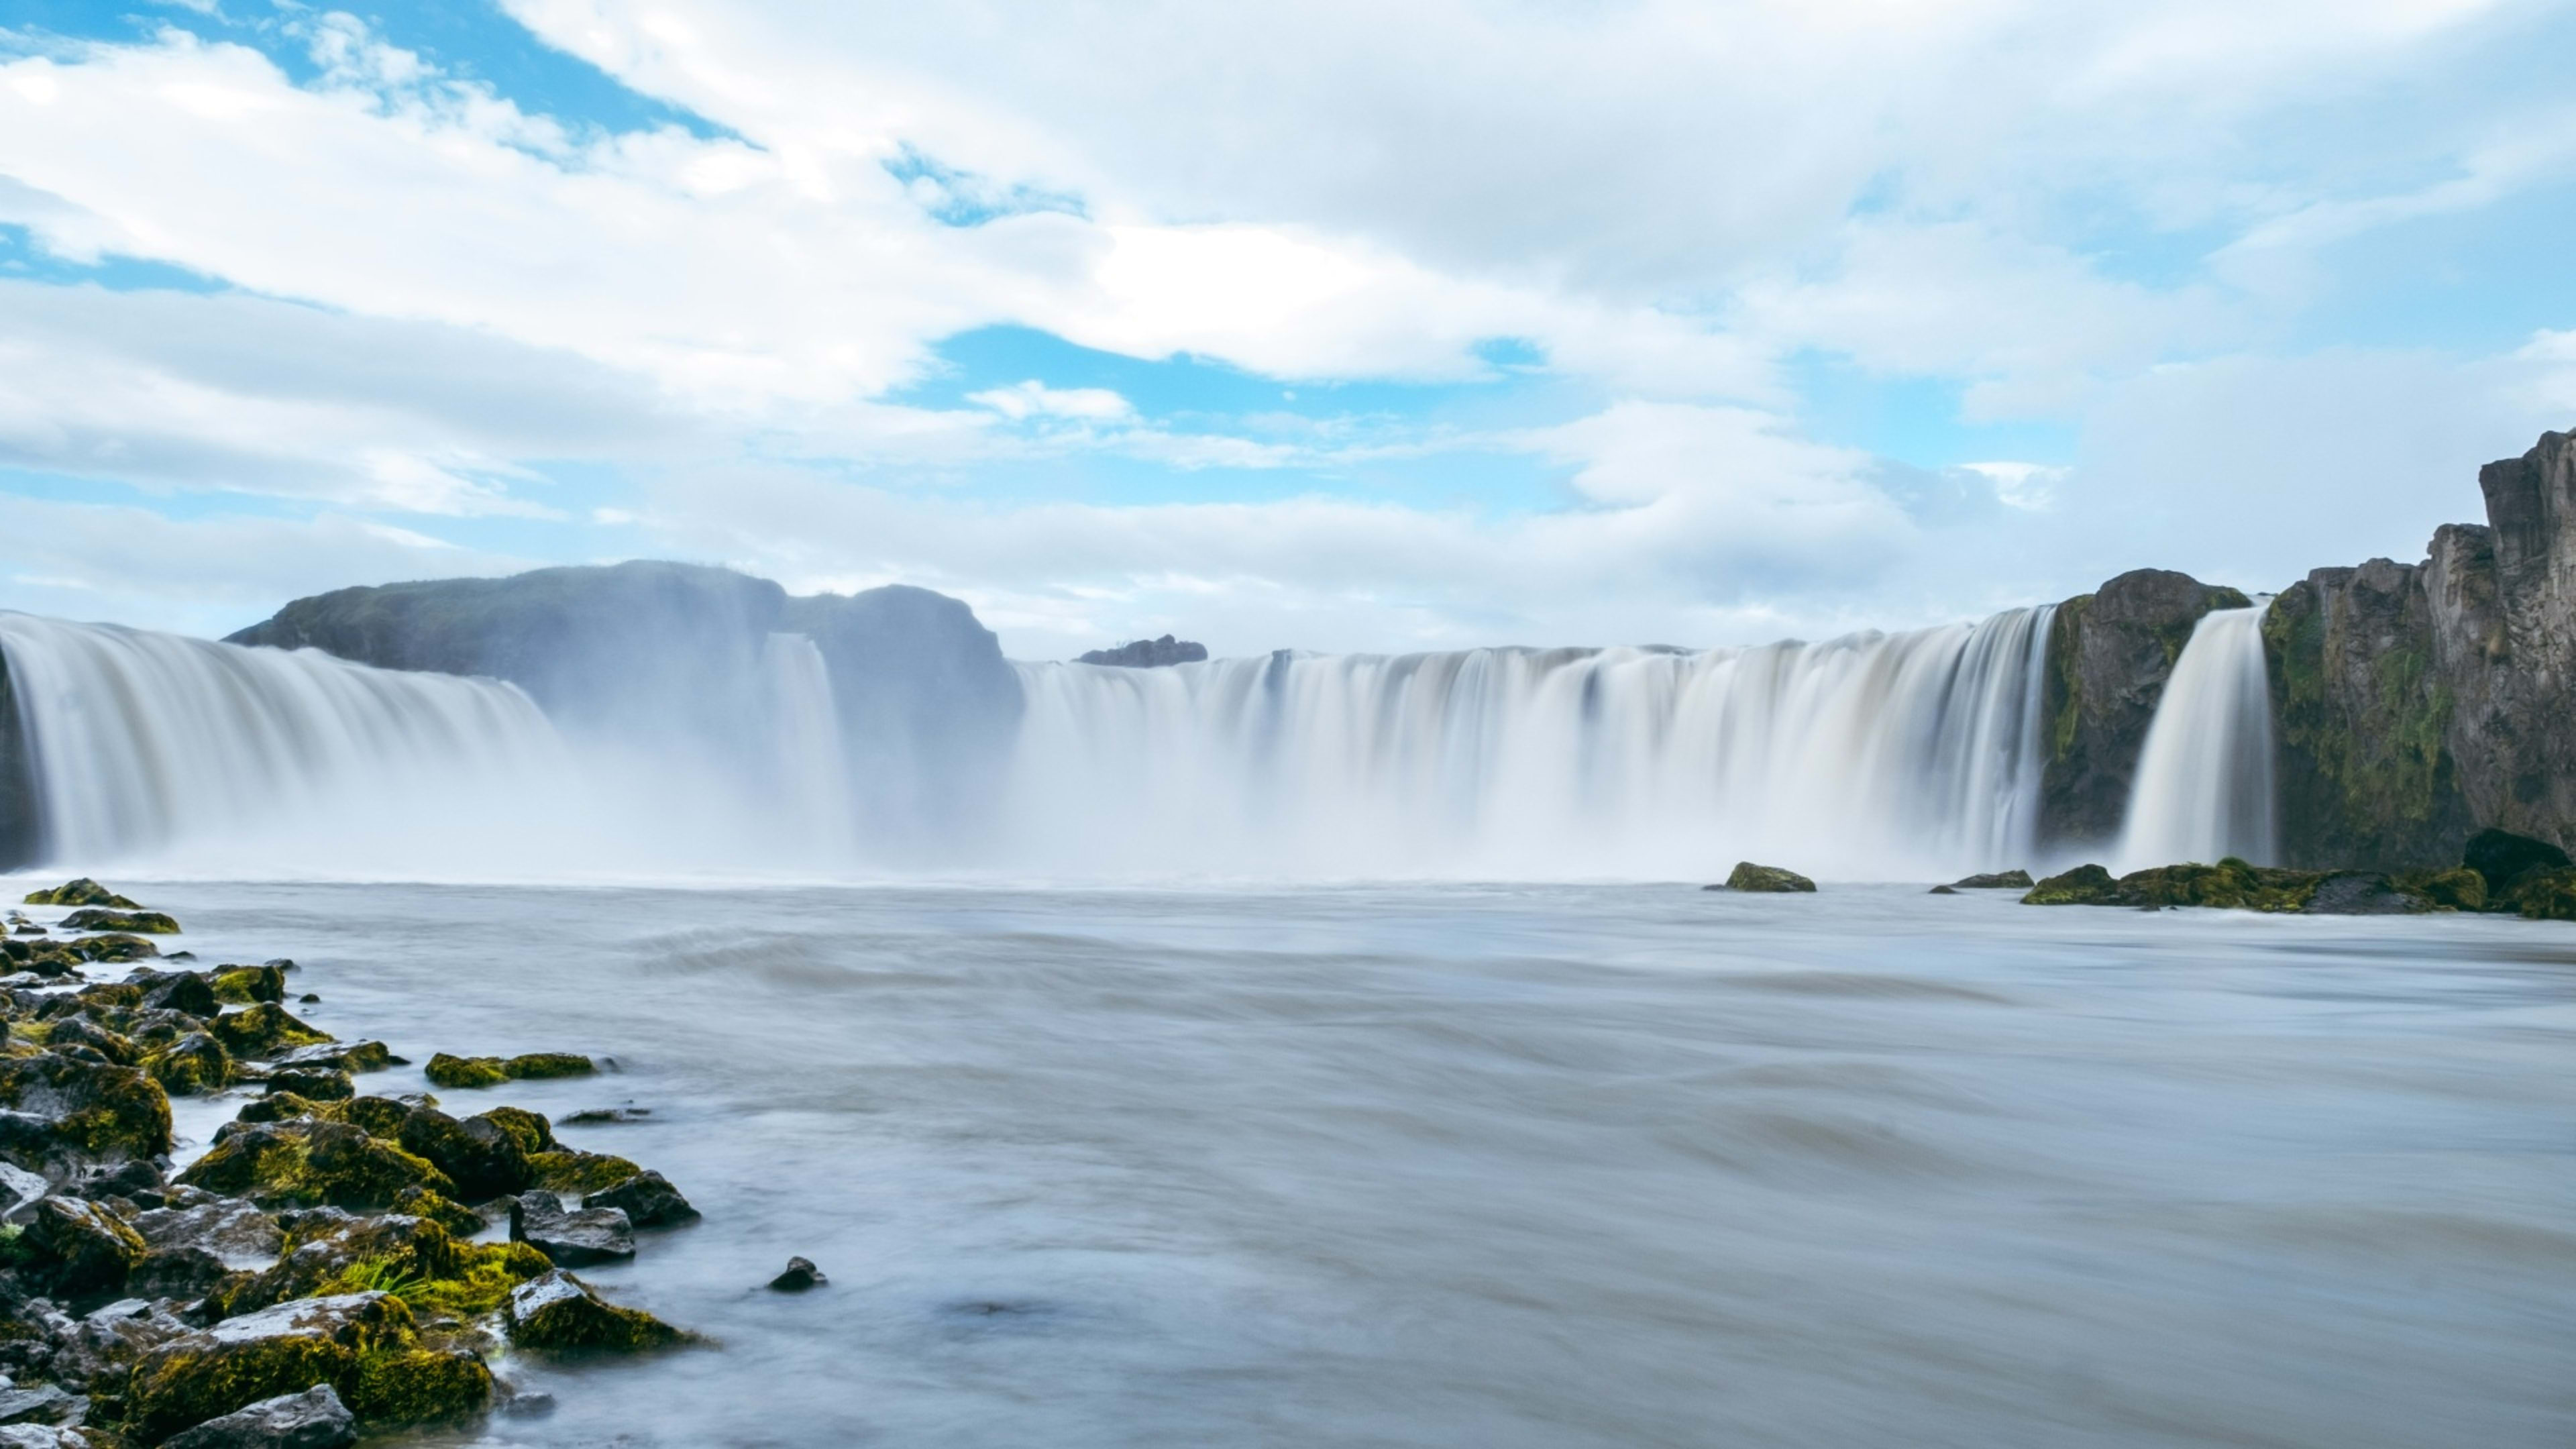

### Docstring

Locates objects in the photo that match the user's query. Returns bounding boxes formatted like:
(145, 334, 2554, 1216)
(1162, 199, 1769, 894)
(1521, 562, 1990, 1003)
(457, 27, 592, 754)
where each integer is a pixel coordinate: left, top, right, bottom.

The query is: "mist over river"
(71, 877, 2575, 1448)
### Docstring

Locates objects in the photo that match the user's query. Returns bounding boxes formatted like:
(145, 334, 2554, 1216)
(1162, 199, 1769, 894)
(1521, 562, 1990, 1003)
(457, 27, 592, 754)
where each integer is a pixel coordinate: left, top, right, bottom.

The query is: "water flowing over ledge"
(2116, 607, 2277, 871)
(1002, 607, 2059, 879)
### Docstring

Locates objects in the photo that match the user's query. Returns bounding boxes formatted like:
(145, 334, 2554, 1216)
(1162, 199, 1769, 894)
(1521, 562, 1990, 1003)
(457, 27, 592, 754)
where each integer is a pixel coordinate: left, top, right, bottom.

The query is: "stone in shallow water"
(509, 1191, 634, 1267)
(586, 1170, 697, 1228)
(159, 1383, 357, 1449)
(504, 1269, 687, 1350)
(768, 1256, 827, 1292)
(1715, 862, 1817, 894)
(1948, 870, 2033, 889)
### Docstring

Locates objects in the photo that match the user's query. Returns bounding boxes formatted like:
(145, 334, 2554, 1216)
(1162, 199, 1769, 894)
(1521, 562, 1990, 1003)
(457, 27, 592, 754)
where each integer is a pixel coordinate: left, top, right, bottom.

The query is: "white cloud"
(965, 380, 1136, 423)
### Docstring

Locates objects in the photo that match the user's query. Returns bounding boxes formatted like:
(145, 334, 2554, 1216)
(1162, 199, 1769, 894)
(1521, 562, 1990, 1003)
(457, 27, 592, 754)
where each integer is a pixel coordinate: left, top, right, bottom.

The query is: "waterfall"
(763, 633, 856, 856)
(1001, 606, 2058, 879)
(2115, 607, 2277, 869)
(0, 612, 567, 869)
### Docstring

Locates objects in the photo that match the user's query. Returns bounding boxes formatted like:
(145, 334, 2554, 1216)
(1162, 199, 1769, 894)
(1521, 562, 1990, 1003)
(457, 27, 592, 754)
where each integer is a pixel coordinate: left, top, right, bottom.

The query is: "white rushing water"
(0, 612, 566, 868)
(763, 632, 857, 857)
(1004, 606, 2058, 879)
(2116, 606, 2277, 869)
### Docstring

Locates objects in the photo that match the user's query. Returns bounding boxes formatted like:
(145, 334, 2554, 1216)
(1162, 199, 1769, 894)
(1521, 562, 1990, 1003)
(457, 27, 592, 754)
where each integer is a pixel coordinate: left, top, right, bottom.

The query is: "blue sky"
(1, 0, 2572, 655)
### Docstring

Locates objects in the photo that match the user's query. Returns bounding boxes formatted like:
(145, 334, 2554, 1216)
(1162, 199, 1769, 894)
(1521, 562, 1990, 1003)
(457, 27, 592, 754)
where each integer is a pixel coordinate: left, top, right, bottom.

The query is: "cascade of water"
(763, 633, 856, 856)
(1002, 606, 2058, 879)
(0, 612, 568, 867)
(2115, 607, 2277, 869)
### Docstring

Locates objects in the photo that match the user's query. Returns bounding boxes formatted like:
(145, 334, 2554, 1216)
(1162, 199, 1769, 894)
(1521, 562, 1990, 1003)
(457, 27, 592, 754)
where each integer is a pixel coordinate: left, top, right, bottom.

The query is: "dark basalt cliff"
(2037, 570, 2253, 849)
(2264, 430, 2576, 867)
(226, 561, 1024, 848)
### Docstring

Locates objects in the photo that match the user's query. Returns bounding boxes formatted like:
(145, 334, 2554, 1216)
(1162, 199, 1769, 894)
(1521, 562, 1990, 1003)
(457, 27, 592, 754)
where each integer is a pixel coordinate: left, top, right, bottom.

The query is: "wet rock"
(471, 1108, 553, 1157)
(132, 1200, 284, 1271)
(60, 909, 179, 936)
(585, 1170, 696, 1228)
(69, 935, 157, 965)
(2304, 871, 2431, 915)
(210, 967, 286, 1006)
(21, 881, 138, 910)
(270, 1042, 394, 1075)
(0, 1426, 93, 1447)
(559, 1106, 651, 1126)
(333, 1097, 417, 1142)
(2509, 867, 2576, 922)
(504, 1053, 594, 1081)
(767, 1256, 826, 1292)
(388, 1186, 485, 1239)
(395, 1110, 529, 1203)
(0, 1383, 77, 1426)
(2395, 866, 2487, 912)
(136, 971, 221, 1017)
(422, 1056, 505, 1091)
(0, 1052, 172, 1165)
(20, 1197, 147, 1299)
(144, 1034, 234, 1097)
(159, 1383, 356, 1449)
(44, 1018, 136, 1068)
(502, 1271, 685, 1351)
(177, 1122, 454, 1212)
(1949, 870, 2034, 889)
(1926, 885, 1959, 895)
(210, 1006, 332, 1061)
(524, 1150, 641, 1198)
(262, 1070, 354, 1104)
(1716, 862, 1817, 894)
(507, 1191, 633, 1267)
(2022, 859, 2453, 914)
(0, 1161, 50, 1221)
(131, 1244, 234, 1300)
(496, 1385, 555, 1417)
(124, 1292, 415, 1441)
(2023, 863, 2118, 904)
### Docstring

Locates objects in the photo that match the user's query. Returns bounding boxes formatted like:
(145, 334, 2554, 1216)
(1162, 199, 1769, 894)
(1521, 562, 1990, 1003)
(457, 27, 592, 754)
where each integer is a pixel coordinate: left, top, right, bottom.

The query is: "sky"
(2, 0, 2573, 659)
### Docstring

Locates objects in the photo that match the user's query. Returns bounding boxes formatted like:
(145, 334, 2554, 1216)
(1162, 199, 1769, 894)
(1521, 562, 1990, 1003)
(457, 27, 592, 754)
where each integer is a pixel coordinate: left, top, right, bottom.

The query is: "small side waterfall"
(0, 612, 566, 868)
(1002, 606, 2059, 879)
(763, 633, 856, 855)
(2116, 607, 2277, 869)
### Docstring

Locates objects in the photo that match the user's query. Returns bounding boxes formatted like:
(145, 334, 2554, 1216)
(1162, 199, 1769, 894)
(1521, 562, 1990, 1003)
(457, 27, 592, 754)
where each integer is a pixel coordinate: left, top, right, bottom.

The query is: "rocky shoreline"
(0, 880, 738, 1448)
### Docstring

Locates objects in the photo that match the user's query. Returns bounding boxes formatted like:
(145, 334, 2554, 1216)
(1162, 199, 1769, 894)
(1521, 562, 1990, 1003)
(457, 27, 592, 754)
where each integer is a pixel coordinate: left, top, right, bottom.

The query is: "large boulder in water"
(1715, 862, 1817, 893)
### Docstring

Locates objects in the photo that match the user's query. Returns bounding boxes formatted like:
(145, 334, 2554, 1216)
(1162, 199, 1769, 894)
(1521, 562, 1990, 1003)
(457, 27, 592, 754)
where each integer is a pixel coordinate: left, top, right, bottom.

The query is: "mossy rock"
(2022, 865, 2119, 904)
(49, 1014, 140, 1066)
(266, 1067, 356, 1102)
(1950, 870, 2034, 889)
(72, 932, 160, 963)
(145, 1032, 235, 1096)
(2511, 867, 2576, 922)
(391, 1185, 488, 1239)
(235, 1091, 321, 1126)
(213, 1004, 335, 1059)
(1721, 861, 1817, 893)
(526, 1150, 643, 1198)
(2393, 867, 2486, 912)
(503, 1269, 689, 1352)
(338, 1096, 421, 1140)
(61, 908, 181, 934)
(125, 1291, 417, 1442)
(505, 1053, 596, 1081)
(178, 1121, 455, 1211)
(0, 1051, 173, 1161)
(21, 1195, 147, 1299)
(400, 1109, 531, 1203)
(212, 965, 287, 1004)
(474, 1106, 554, 1157)
(347, 1346, 491, 1424)
(23, 879, 139, 908)
(424, 1055, 507, 1091)
(2114, 859, 2323, 912)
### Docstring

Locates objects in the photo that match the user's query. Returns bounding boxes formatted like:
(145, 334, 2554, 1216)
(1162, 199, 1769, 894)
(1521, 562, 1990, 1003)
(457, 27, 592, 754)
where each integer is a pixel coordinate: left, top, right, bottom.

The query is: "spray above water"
(2116, 607, 2277, 870)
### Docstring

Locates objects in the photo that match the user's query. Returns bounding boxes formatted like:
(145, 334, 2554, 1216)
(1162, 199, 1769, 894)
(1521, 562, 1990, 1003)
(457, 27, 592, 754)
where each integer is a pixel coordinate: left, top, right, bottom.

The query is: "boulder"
(270, 1042, 394, 1075)
(210, 1006, 332, 1061)
(1949, 870, 2033, 889)
(502, 1270, 686, 1351)
(2020, 859, 2451, 914)
(19, 1197, 147, 1299)
(502, 1053, 594, 1081)
(2509, 867, 2576, 922)
(21, 881, 138, 909)
(507, 1191, 634, 1267)
(0, 1383, 78, 1427)
(123, 1292, 477, 1442)
(1717, 862, 1816, 894)
(586, 1170, 698, 1228)
(159, 1384, 356, 1449)
(767, 1256, 826, 1292)
(177, 1122, 453, 1212)
(137, 971, 221, 1017)
(0, 1051, 172, 1165)
(395, 1110, 529, 1203)
(60, 909, 179, 935)
(525, 1150, 641, 1198)
(422, 1055, 505, 1091)
(262, 1070, 354, 1103)
(211, 967, 286, 1006)
(2463, 827, 2571, 897)
(472, 1108, 553, 1156)
(131, 1199, 285, 1270)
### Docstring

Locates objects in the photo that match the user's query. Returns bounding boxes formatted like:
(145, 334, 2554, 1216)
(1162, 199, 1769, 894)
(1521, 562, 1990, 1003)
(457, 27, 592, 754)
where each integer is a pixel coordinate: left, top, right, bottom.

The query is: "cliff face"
(228, 562, 1025, 845)
(2038, 570, 2252, 850)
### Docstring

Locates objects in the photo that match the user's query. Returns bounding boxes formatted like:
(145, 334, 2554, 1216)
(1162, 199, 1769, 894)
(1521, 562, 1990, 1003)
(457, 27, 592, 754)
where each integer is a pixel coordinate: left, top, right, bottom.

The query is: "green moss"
(1721, 862, 1815, 893)
(23, 879, 139, 908)
(72, 932, 160, 963)
(525, 1150, 643, 1197)
(211, 965, 287, 1004)
(505, 1271, 690, 1352)
(390, 1185, 488, 1239)
(2046, 595, 2091, 765)
(125, 1293, 420, 1442)
(236, 1091, 321, 1124)
(2513, 867, 2576, 922)
(60, 908, 180, 934)
(2022, 864, 2117, 904)
(144, 1033, 234, 1095)
(474, 1106, 554, 1156)
(213, 1003, 335, 1058)
(2394, 867, 2486, 912)
(339, 1095, 419, 1138)
(504, 1052, 596, 1080)
(425, 1054, 508, 1089)
(179, 1122, 456, 1210)
(347, 1346, 492, 1423)
(314, 1237, 550, 1321)
(0, 1053, 174, 1159)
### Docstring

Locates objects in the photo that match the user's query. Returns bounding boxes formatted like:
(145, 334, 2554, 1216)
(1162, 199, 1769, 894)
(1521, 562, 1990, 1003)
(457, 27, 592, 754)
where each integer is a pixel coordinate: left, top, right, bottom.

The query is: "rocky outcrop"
(2038, 570, 2253, 849)
(2265, 430, 2576, 867)
(1077, 635, 1209, 667)
(224, 561, 1025, 851)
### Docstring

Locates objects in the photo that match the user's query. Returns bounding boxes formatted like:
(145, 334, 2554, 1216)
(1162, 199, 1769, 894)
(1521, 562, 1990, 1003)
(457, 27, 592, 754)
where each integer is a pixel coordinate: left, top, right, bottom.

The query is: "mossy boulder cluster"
(2019, 828, 2576, 920)
(0, 881, 702, 1445)
(1712, 862, 1817, 893)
